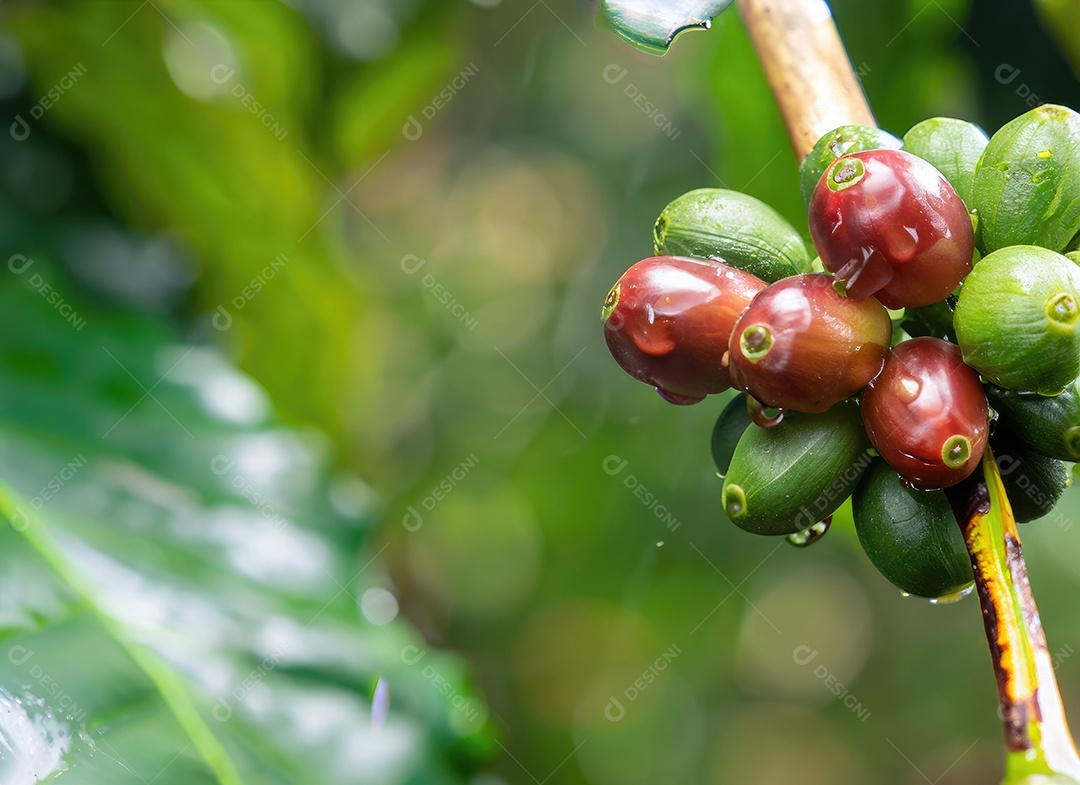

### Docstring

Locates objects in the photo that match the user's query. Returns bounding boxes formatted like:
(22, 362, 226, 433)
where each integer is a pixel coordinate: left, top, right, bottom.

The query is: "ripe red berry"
(727, 273, 892, 413)
(861, 337, 989, 489)
(809, 149, 974, 309)
(602, 256, 766, 404)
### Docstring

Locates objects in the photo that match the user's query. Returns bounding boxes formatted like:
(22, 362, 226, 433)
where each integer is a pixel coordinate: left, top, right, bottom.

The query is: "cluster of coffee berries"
(603, 105, 1080, 599)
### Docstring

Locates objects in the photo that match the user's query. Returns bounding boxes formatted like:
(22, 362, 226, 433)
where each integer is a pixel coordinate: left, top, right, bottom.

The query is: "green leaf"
(597, 0, 734, 55)
(0, 270, 489, 783)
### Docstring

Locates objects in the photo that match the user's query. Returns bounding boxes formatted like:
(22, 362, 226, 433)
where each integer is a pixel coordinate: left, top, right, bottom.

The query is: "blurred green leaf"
(0, 272, 489, 783)
(1037, 0, 1080, 77)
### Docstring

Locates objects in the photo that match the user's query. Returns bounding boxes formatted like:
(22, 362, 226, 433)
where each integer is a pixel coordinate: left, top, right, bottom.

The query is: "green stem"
(948, 449, 1080, 784)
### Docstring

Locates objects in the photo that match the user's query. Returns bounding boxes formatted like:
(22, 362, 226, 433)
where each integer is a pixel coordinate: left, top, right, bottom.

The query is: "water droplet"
(786, 515, 831, 548)
(655, 541, 665, 547)
(928, 583, 975, 605)
(898, 590, 911, 598)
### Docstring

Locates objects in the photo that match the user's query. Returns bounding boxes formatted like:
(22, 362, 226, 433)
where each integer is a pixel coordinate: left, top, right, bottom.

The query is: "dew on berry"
(786, 515, 831, 547)
(928, 584, 975, 605)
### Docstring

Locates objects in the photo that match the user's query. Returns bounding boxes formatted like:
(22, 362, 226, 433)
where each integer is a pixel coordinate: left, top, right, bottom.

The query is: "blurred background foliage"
(0, 0, 1077, 783)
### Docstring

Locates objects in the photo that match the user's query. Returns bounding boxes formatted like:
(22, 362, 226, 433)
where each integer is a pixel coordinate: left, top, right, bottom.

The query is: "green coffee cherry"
(852, 460, 973, 599)
(973, 104, 1080, 253)
(710, 393, 753, 476)
(985, 381, 1080, 462)
(954, 245, 1080, 392)
(721, 402, 871, 535)
(654, 188, 812, 283)
(902, 117, 988, 209)
(992, 434, 1070, 523)
(798, 124, 903, 207)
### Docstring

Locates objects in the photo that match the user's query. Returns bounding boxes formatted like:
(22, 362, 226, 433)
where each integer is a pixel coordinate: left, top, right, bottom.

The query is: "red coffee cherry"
(861, 337, 989, 489)
(602, 256, 766, 404)
(727, 273, 892, 413)
(809, 149, 974, 309)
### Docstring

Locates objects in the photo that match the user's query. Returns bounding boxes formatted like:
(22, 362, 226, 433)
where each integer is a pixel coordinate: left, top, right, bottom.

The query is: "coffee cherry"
(985, 381, 1080, 462)
(852, 460, 974, 599)
(954, 245, 1080, 393)
(861, 337, 989, 489)
(809, 149, 975, 308)
(727, 273, 892, 413)
(799, 124, 903, 207)
(654, 189, 812, 282)
(974, 104, 1080, 253)
(992, 433, 1070, 524)
(902, 117, 988, 208)
(722, 401, 871, 535)
(603, 256, 766, 404)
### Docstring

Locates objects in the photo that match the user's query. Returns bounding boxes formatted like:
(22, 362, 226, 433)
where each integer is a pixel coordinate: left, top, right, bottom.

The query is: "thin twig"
(737, 0, 874, 160)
